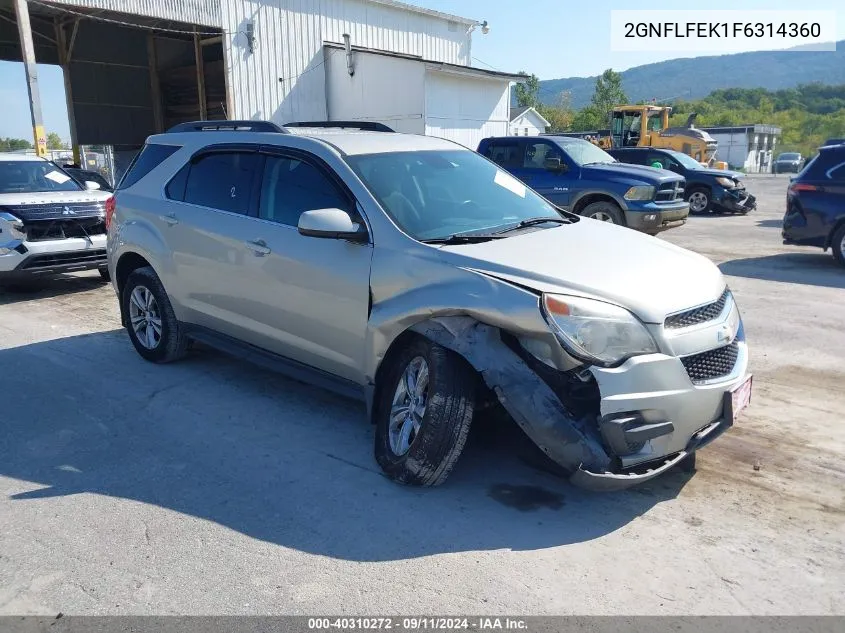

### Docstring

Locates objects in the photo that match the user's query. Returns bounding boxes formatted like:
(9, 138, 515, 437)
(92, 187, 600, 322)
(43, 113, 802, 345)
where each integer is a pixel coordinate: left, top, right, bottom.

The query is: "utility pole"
(14, 0, 47, 157)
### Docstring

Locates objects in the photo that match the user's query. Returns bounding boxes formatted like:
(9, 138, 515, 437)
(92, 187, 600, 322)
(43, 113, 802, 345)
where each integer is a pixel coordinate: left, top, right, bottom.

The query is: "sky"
(1, 0, 843, 142)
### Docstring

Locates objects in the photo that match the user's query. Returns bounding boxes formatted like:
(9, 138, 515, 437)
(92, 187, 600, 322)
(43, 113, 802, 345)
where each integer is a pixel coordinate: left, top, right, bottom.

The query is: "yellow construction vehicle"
(589, 105, 727, 169)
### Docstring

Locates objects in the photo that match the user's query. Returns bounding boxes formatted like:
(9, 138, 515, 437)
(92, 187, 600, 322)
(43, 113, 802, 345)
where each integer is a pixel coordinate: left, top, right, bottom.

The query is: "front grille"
(24, 218, 106, 242)
(655, 181, 685, 202)
(665, 289, 730, 329)
(2, 201, 105, 222)
(681, 342, 739, 383)
(18, 249, 107, 271)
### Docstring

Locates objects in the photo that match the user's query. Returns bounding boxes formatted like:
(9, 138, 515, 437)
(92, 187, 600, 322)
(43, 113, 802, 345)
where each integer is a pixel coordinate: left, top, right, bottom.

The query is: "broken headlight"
(542, 294, 658, 367)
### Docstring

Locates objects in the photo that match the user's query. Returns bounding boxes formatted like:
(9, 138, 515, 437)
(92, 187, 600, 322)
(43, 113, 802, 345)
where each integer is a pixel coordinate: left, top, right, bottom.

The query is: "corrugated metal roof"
(47, 0, 221, 28)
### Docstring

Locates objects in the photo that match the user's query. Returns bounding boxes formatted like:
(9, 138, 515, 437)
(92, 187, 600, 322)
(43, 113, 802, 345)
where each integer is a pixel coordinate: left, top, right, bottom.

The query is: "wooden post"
(14, 0, 47, 157)
(55, 18, 81, 164)
(147, 33, 163, 132)
(194, 27, 207, 120)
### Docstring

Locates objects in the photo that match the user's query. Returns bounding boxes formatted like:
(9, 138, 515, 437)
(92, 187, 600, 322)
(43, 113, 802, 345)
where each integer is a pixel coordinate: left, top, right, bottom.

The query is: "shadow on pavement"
(1, 331, 691, 562)
(720, 253, 845, 289)
(0, 273, 108, 306)
(756, 219, 783, 228)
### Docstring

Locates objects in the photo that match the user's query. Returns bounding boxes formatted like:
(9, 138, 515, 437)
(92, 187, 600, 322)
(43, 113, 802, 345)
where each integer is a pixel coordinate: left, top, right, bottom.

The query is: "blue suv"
(478, 136, 689, 234)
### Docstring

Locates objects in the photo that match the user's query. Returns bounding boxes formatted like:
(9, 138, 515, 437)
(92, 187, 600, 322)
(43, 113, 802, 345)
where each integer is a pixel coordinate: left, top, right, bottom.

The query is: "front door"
(517, 140, 572, 208)
(233, 150, 374, 383)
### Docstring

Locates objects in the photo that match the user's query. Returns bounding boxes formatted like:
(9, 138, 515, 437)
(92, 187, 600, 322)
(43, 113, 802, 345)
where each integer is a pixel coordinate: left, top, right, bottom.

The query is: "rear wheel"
(375, 338, 476, 486)
(687, 187, 712, 214)
(580, 200, 624, 225)
(122, 266, 187, 363)
(832, 224, 845, 268)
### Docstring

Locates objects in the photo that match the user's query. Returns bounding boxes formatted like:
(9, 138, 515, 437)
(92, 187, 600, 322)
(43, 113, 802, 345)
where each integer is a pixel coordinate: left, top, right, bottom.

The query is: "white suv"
(0, 153, 111, 281)
(108, 121, 752, 490)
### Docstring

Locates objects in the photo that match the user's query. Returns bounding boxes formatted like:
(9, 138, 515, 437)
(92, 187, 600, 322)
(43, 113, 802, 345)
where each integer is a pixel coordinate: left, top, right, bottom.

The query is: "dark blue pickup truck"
(478, 135, 689, 234)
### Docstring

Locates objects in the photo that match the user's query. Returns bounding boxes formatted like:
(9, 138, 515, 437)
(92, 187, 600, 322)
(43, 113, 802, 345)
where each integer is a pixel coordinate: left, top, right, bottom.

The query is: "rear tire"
(122, 266, 187, 363)
(580, 200, 624, 225)
(687, 187, 712, 214)
(832, 224, 845, 268)
(375, 337, 476, 486)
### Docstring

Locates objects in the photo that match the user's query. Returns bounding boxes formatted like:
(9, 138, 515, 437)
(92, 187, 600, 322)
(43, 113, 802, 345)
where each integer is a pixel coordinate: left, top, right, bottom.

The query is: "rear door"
(162, 145, 264, 341)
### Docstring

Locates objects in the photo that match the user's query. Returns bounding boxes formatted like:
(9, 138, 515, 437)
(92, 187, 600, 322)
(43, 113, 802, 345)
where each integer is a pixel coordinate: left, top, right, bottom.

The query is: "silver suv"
(1, 154, 111, 280)
(108, 121, 751, 490)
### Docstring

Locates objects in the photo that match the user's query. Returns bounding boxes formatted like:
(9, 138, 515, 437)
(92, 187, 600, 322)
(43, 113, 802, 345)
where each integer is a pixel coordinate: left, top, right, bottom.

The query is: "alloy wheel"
(689, 191, 709, 212)
(388, 356, 430, 456)
(128, 285, 163, 350)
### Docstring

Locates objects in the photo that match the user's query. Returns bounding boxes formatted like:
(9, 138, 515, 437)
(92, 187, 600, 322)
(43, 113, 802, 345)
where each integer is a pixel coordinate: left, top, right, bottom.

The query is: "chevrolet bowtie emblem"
(717, 324, 735, 344)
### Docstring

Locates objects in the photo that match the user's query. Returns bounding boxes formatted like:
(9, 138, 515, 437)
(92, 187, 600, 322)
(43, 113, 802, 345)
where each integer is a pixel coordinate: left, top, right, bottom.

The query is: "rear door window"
(482, 141, 524, 169)
(117, 143, 180, 190)
(183, 152, 259, 215)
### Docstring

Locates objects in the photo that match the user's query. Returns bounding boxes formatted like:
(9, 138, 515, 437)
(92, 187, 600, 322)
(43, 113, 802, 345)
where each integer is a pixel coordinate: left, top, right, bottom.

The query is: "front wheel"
(687, 187, 712, 214)
(122, 266, 188, 363)
(580, 200, 624, 225)
(375, 338, 476, 486)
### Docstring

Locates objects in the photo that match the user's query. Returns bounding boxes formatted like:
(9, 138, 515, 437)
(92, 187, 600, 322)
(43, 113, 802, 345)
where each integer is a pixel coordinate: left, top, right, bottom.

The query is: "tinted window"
(615, 151, 645, 165)
(184, 152, 258, 214)
(523, 142, 563, 169)
(165, 163, 190, 201)
(118, 143, 180, 190)
(483, 142, 523, 169)
(258, 155, 348, 226)
(0, 161, 82, 194)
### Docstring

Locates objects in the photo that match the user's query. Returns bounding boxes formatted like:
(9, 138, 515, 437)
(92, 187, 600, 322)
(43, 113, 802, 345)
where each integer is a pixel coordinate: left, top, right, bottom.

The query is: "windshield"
(346, 150, 563, 241)
(779, 153, 800, 161)
(0, 160, 82, 194)
(667, 151, 704, 170)
(557, 139, 616, 166)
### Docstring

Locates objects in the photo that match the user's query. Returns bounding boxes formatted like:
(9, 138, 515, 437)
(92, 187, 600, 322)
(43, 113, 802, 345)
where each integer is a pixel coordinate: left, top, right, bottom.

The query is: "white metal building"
(700, 125, 782, 173)
(4, 0, 521, 153)
(509, 106, 549, 136)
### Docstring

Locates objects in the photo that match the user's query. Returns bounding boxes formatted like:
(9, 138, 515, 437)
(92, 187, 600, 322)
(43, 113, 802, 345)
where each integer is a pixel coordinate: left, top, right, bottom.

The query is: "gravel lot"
(1, 175, 843, 616)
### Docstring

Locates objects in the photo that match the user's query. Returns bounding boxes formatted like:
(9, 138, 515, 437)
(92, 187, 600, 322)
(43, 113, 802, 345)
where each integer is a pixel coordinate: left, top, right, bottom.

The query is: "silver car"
(0, 153, 111, 281)
(107, 122, 752, 490)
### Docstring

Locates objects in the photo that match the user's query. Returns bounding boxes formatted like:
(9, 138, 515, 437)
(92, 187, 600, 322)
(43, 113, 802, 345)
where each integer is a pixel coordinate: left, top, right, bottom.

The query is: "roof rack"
(166, 120, 287, 133)
(283, 120, 395, 133)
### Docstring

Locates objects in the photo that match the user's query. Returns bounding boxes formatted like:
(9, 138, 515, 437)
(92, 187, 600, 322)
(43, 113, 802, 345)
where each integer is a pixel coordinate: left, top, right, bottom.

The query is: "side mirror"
(298, 208, 367, 242)
(84, 180, 101, 191)
(544, 157, 566, 172)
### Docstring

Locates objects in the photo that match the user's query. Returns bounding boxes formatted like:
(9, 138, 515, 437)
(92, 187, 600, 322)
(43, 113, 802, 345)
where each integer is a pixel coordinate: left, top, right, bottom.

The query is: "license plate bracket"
(725, 375, 753, 424)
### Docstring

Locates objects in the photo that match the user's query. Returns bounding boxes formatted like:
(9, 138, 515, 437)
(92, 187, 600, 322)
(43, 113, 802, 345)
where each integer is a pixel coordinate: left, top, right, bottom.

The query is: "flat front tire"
(122, 266, 187, 363)
(375, 338, 476, 486)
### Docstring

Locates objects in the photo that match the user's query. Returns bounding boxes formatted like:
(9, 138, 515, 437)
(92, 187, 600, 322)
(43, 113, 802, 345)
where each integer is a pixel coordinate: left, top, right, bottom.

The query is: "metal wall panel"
(221, 0, 472, 123)
(49, 0, 221, 28)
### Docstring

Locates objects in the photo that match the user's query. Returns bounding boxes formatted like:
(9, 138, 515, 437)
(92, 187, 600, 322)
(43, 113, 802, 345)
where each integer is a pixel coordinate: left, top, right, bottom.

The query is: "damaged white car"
(107, 121, 752, 490)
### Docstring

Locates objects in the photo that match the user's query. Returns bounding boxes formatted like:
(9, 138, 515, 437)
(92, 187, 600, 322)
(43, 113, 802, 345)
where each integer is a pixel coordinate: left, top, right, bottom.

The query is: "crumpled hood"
(441, 220, 725, 324)
(695, 168, 743, 180)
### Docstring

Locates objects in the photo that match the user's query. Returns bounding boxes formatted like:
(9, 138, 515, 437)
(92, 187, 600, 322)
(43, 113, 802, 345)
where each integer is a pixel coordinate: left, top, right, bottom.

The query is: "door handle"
(245, 239, 271, 255)
(160, 213, 178, 226)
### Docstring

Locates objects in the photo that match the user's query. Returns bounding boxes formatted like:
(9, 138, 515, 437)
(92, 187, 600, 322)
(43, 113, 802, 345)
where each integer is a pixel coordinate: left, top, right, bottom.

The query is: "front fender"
(569, 188, 629, 212)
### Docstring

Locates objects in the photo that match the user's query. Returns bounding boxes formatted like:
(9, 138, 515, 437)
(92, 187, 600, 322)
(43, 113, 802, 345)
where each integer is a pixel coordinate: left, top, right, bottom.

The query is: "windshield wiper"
(493, 216, 570, 235)
(421, 233, 507, 245)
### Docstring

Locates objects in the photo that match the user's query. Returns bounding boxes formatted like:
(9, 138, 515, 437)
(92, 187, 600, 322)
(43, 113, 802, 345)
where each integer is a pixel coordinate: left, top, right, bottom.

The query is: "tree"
(538, 91, 574, 133)
(0, 138, 32, 151)
(571, 105, 605, 132)
(515, 72, 540, 108)
(590, 68, 628, 124)
(46, 132, 65, 150)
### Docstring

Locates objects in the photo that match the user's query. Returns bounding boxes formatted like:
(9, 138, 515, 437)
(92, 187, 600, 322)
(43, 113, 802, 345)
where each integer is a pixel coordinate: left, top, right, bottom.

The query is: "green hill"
(539, 42, 845, 107)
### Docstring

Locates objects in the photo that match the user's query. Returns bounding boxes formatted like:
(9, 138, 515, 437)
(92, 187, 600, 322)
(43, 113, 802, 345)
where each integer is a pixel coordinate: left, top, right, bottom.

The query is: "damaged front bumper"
(715, 188, 756, 213)
(411, 312, 748, 492)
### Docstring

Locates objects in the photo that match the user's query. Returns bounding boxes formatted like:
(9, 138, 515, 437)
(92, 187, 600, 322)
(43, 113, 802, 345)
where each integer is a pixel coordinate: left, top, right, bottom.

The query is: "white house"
(509, 106, 550, 136)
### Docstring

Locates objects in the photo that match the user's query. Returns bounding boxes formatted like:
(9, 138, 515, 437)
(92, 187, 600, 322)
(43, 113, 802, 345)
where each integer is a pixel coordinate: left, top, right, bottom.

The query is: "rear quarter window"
(117, 143, 181, 190)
